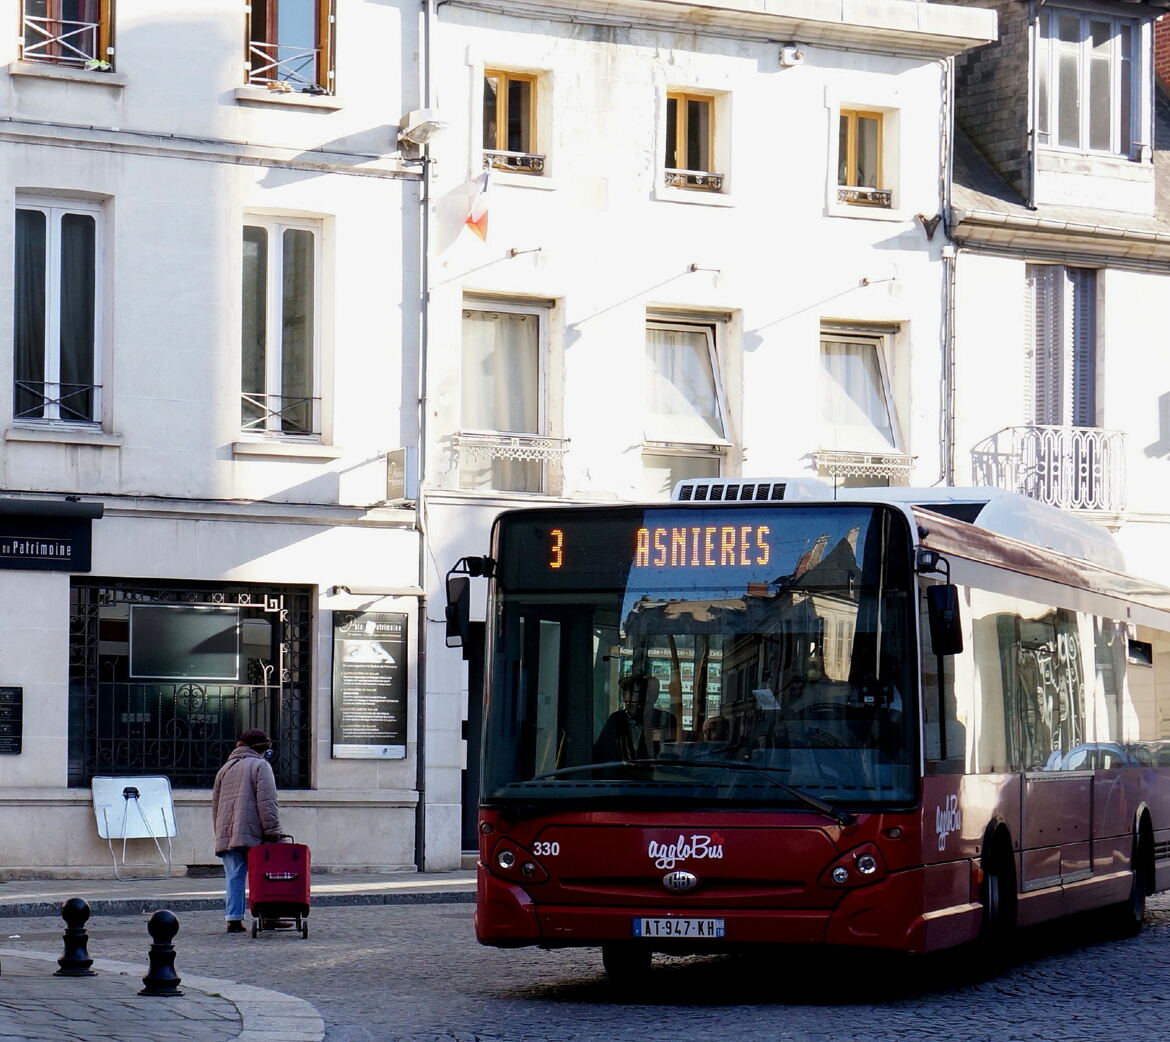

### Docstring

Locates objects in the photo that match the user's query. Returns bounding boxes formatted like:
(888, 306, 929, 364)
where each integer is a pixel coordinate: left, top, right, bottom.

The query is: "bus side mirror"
(445, 575, 471, 648)
(927, 584, 963, 656)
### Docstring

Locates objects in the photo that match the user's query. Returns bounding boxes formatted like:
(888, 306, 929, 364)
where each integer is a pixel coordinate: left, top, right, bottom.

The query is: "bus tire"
(601, 943, 652, 981)
(980, 837, 1018, 952)
(1104, 825, 1151, 939)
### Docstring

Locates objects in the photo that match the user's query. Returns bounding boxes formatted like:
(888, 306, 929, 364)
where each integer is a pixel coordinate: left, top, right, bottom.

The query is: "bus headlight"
(489, 838, 549, 884)
(819, 843, 888, 889)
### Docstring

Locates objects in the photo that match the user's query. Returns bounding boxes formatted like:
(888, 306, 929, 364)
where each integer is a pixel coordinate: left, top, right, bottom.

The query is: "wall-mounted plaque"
(0, 687, 23, 755)
(331, 611, 408, 759)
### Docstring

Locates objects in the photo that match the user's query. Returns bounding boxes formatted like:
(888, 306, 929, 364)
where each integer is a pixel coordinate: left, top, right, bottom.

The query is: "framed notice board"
(331, 611, 408, 759)
(0, 687, 22, 755)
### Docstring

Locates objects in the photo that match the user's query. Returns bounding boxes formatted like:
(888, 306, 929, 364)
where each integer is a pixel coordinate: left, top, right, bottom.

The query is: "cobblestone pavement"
(3, 894, 1170, 1042)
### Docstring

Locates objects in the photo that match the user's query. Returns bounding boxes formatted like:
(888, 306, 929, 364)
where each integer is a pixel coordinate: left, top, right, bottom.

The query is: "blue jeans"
(221, 848, 248, 922)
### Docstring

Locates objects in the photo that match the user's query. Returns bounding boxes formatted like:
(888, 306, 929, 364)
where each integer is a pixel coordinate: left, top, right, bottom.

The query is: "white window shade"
(820, 337, 899, 452)
(644, 324, 727, 444)
(461, 310, 539, 434)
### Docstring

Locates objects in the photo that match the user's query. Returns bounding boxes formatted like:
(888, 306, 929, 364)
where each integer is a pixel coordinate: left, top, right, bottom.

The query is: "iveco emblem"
(663, 870, 699, 892)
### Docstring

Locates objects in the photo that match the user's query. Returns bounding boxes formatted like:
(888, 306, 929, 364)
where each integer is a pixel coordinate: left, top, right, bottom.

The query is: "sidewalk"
(0, 949, 324, 1042)
(0, 869, 476, 918)
(0, 870, 476, 1041)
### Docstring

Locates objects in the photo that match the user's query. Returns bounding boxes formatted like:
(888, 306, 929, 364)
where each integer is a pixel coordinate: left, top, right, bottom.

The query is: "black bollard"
(55, 898, 96, 977)
(139, 909, 183, 997)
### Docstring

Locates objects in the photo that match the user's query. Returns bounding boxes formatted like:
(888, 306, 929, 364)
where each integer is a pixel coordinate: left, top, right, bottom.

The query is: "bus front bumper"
(475, 863, 983, 954)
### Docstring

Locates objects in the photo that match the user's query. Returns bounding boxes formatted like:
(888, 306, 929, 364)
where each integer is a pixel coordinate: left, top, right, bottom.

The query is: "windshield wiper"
(640, 758, 856, 827)
(530, 758, 856, 827)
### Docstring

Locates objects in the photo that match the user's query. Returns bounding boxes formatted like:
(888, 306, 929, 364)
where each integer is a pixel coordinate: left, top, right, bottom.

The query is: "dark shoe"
(226, 920, 246, 933)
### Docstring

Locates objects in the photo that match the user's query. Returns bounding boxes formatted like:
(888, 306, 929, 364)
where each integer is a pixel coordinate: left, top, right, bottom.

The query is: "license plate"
(632, 917, 724, 938)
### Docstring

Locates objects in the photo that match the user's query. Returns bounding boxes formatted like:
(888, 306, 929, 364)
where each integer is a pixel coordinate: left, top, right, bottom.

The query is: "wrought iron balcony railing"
(14, 380, 101, 424)
(483, 150, 545, 174)
(247, 42, 326, 91)
(813, 448, 915, 482)
(451, 430, 568, 464)
(21, 14, 104, 67)
(837, 185, 893, 208)
(970, 425, 1126, 513)
(665, 169, 725, 191)
(241, 393, 320, 436)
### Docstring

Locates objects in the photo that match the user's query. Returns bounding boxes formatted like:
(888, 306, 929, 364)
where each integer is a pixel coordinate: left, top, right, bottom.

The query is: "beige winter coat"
(211, 746, 282, 855)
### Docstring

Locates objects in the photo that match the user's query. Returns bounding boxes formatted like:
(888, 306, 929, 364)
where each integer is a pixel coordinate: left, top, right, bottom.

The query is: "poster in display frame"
(331, 610, 408, 759)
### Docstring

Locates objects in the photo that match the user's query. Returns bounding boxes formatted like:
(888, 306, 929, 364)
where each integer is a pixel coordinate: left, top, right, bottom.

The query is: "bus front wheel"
(980, 841, 1018, 952)
(601, 943, 652, 982)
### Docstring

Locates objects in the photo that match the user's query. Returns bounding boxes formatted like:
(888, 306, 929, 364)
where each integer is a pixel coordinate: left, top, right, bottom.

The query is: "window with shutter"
(1025, 265, 1096, 427)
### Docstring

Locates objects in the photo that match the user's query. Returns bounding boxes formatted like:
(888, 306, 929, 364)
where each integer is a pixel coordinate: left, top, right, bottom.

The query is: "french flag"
(465, 168, 490, 241)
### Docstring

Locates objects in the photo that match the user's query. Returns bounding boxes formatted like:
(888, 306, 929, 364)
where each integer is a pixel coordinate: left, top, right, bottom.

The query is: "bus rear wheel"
(1104, 829, 1150, 938)
(601, 943, 652, 981)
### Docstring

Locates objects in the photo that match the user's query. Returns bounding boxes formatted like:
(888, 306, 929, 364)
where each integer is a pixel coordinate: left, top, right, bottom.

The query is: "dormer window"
(1036, 9, 1136, 157)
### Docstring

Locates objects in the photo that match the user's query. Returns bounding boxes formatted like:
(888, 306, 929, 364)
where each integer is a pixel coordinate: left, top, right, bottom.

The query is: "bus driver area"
(455, 481, 1170, 976)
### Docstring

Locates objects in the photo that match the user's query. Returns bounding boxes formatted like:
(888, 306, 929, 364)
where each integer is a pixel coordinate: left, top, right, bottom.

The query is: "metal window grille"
(21, 13, 101, 67)
(68, 579, 313, 789)
(240, 392, 320, 436)
(14, 380, 101, 424)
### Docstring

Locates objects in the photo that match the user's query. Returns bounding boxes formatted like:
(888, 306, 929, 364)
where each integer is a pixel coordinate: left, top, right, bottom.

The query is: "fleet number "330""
(533, 841, 560, 856)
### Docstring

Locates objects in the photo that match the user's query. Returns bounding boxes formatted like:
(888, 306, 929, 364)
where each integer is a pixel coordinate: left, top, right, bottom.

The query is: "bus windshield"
(482, 503, 918, 810)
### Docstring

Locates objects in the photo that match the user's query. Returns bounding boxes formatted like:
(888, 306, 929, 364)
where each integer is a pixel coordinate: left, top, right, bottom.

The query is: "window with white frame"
(458, 306, 551, 493)
(246, 0, 334, 93)
(21, 0, 113, 69)
(1036, 9, 1136, 157)
(817, 329, 907, 486)
(241, 219, 319, 437)
(664, 92, 724, 191)
(14, 199, 101, 424)
(483, 69, 544, 174)
(643, 319, 729, 498)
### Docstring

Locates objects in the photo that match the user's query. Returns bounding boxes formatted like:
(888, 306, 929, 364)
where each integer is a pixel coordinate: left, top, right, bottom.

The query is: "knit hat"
(238, 729, 271, 749)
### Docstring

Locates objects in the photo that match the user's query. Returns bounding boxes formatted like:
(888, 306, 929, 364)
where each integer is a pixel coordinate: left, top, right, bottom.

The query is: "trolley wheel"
(301, 922, 309, 939)
(250, 920, 258, 938)
(601, 943, 651, 982)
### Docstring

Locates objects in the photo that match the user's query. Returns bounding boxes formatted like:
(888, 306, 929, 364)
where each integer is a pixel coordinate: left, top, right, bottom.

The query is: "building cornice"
(949, 206, 1170, 270)
(0, 117, 419, 180)
(444, 0, 997, 59)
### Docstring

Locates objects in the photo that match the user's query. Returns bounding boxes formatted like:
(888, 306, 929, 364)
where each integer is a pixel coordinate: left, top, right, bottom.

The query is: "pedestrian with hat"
(211, 729, 283, 933)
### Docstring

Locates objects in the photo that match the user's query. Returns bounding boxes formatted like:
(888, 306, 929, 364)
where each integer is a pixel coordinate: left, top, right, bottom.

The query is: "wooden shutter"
(1067, 267, 1096, 427)
(1025, 264, 1063, 425)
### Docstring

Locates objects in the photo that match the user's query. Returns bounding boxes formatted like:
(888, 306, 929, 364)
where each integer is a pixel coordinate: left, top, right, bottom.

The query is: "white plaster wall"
(425, 12, 955, 498)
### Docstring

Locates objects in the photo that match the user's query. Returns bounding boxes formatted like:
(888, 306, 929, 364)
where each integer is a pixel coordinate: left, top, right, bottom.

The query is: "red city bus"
(449, 480, 1170, 977)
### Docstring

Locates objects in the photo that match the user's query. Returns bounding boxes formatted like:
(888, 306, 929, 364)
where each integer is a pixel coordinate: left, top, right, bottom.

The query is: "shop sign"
(331, 611, 408, 759)
(0, 517, 92, 571)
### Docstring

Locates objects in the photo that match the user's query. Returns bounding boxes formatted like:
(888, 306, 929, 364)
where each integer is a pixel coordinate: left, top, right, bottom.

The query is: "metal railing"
(813, 448, 916, 482)
(21, 13, 104, 67)
(247, 42, 324, 91)
(483, 150, 545, 174)
(452, 430, 568, 464)
(970, 425, 1126, 513)
(837, 185, 893, 208)
(241, 393, 320, 436)
(14, 380, 100, 423)
(665, 169, 725, 191)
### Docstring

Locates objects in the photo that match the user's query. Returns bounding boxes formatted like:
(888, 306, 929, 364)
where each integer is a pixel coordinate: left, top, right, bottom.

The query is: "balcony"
(451, 430, 568, 494)
(970, 426, 1126, 513)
